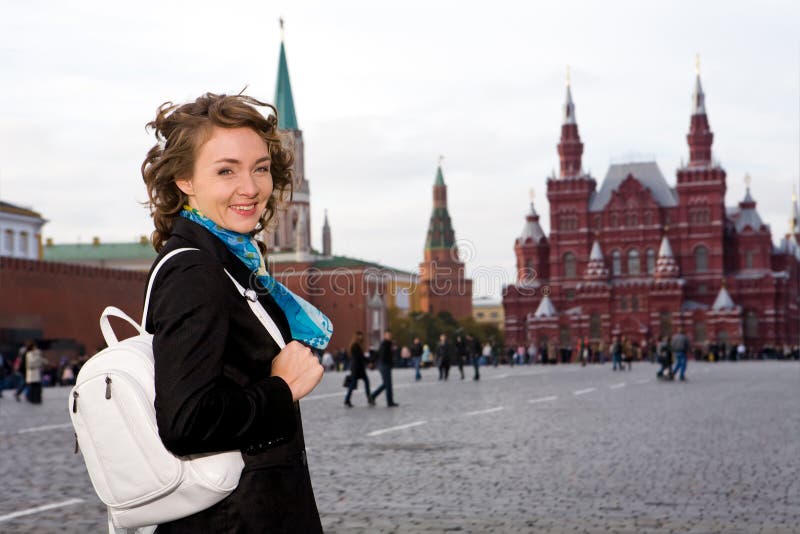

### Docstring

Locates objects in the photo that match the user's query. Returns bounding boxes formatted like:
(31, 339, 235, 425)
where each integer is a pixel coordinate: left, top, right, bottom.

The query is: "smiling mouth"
(230, 204, 257, 214)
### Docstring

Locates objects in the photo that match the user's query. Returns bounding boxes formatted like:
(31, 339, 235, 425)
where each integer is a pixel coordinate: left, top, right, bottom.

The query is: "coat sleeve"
(150, 260, 297, 456)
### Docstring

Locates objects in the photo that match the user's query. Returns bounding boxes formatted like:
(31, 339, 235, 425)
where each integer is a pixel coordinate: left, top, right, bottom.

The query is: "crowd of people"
(0, 341, 87, 403)
(324, 328, 800, 408)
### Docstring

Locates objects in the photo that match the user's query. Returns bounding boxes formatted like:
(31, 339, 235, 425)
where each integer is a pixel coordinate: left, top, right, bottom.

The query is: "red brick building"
(503, 71, 800, 354)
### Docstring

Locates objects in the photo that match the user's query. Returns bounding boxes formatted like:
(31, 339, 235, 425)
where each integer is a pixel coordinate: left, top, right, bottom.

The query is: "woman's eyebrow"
(213, 155, 271, 164)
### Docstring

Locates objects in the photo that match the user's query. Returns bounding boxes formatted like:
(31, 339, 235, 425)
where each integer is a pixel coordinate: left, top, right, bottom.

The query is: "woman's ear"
(174, 177, 194, 196)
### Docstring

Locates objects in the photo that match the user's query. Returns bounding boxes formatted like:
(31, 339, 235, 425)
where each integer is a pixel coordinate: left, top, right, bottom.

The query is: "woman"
(22, 341, 43, 404)
(344, 331, 374, 407)
(141, 93, 330, 532)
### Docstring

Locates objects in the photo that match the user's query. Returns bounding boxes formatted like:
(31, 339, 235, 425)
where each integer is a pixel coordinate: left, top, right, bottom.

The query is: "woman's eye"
(217, 168, 233, 176)
(256, 166, 271, 174)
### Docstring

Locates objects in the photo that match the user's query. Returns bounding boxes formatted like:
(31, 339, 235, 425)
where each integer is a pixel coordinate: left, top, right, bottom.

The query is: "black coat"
(349, 342, 368, 379)
(377, 339, 393, 368)
(145, 218, 322, 533)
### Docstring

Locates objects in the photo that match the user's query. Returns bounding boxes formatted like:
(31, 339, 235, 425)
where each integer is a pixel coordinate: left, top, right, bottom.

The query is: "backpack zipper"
(74, 433, 80, 454)
(72, 391, 79, 413)
(105, 376, 112, 399)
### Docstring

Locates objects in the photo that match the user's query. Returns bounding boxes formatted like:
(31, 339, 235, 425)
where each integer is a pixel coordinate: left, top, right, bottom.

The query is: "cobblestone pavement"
(0, 361, 798, 533)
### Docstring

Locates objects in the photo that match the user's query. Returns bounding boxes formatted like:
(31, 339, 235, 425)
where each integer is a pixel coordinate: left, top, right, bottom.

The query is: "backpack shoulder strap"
(141, 247, 199, 332)
(223, 270, 287, 350)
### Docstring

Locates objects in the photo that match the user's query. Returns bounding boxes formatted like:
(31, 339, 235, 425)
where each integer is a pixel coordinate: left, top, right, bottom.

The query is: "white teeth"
(231, 205, 255, 212)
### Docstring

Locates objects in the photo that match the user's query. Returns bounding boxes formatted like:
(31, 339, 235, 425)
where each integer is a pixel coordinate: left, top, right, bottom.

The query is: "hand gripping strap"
(223, 270, 287, 349)
(100, 306, 146, 346)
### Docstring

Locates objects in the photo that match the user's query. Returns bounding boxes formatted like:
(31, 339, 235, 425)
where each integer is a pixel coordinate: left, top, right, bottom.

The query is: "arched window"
(744, 250, 754, 269)
(628, 249, 640, 276)
(644, 212, 653, 226)
(612, 250, 622, 276)
(646, 248, 656, 275)
(659, 311, 672, 337)
(744, 311, 758, 338)
(694, 321, 706, 343)
(695, 245, 709, 272)
(631, 295, 639, 311)
(610, 214, 618, 228)
(563, 252, 576, 278)
(590, 313, 601, 339)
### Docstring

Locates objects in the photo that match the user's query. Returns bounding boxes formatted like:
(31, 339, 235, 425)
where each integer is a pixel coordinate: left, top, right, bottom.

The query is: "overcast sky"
(1, 0, 798, 297)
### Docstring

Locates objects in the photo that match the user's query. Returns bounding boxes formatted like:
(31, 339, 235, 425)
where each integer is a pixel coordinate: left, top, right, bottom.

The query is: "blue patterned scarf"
(181, 206, 333, 349)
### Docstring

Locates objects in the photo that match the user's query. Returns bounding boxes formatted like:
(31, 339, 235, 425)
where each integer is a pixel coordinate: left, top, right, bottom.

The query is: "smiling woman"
(134, 93, 331, 533)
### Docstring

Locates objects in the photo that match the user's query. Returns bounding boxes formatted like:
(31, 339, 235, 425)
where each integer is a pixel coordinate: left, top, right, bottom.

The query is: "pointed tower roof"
(563, 68, 576, 125)
(534, 295, 557, 318)
(518, 202, 546, 245)
(711, 285, 736, 311)
(425, 163, 457, 249)
(274, 22, 299, 131)
(590, 240, 603, 261)
(658, 235, 674, 259)
(790, 183, 799, 234)
(732, 174, 766, 233)
(557, 68, 584, 179)
(655, 235, 680, 279)
(691, 57, 706, 115)
(434, 164, 445, 186)
(686, 55, 713, 166)
(584, 239, 609, 280)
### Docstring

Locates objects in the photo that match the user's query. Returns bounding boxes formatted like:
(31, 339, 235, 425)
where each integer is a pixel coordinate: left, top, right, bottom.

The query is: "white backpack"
(69, 248, 286, 533)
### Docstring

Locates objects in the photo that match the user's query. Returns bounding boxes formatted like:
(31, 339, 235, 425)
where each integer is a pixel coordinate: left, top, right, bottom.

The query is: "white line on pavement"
(17, 423, 73, 434)
(367, 420, 428, 437)
(488, 374, 509, 380)
(609, 382, 627, 389)
(464, 406, 504, 416)
(573, 388, 597, 396)
(302, 391, 346, 401)
(634, 379, 650, 384)
(0, 498, 84, 523)
(528, 395, 558, 404)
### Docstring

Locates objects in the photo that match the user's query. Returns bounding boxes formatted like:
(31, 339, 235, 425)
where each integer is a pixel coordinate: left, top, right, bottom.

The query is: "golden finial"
(279, 17, 285, 41)
(529, 188, 536, 203)
(438, 154, 445, 166)
(566, 65, 571, 86)
(744, 173, 752, 188)
(792, 181, 797, 203)
(695, 54, 701, 75)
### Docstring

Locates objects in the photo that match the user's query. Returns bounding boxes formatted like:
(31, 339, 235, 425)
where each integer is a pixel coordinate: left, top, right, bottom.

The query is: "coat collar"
(168, 217, 256, 284)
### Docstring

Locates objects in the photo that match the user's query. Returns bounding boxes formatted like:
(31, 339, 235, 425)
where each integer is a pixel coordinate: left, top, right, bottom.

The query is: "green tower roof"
(274, 41, 299, 130)
(434, 165, 445, 186)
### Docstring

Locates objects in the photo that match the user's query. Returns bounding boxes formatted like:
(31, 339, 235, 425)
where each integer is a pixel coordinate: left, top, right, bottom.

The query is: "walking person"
(436, 333, 451, 380)
(611, 335, 623, 371)
(410, 337, 423, 381)
(18, 341, 44, 404)
(344, 331, 374, 407)
(13, 343, 29, 401)
(656, 336, 673, 380)
(455, 335, 466, 379)
(371, 330, 398, 407)
(467, 334, 481, 380)
(141, 92, 329, 532)
(671, 327, 690, 381)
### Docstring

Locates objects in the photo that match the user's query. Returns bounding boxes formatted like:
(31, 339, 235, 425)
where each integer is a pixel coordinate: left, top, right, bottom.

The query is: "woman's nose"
(237, 174, 259, 196)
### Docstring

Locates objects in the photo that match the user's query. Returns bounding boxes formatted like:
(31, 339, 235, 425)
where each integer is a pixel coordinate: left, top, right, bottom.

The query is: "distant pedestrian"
(345, 331, 374, 407)
(18, 341, 43, 404)
(455, 335, 466, 379)
(436, 334, 452, 380)
(671, 328, 690, 381)
(410, 337, 423, 381)
(611, 336, 622, 371)
(371, 331, 398, 407)
(656, 336, 673, 380)
(482, 341, 493, 367)
(621, 336, 633, 371)
(468, 334, 481, 380)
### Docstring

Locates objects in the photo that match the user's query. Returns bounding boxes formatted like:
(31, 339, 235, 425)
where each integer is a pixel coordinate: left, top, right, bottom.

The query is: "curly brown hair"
(141, 92, 293, 252)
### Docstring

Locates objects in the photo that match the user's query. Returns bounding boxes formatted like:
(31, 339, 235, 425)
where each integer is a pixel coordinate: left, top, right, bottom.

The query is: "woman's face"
(176, 126, 273, 234)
